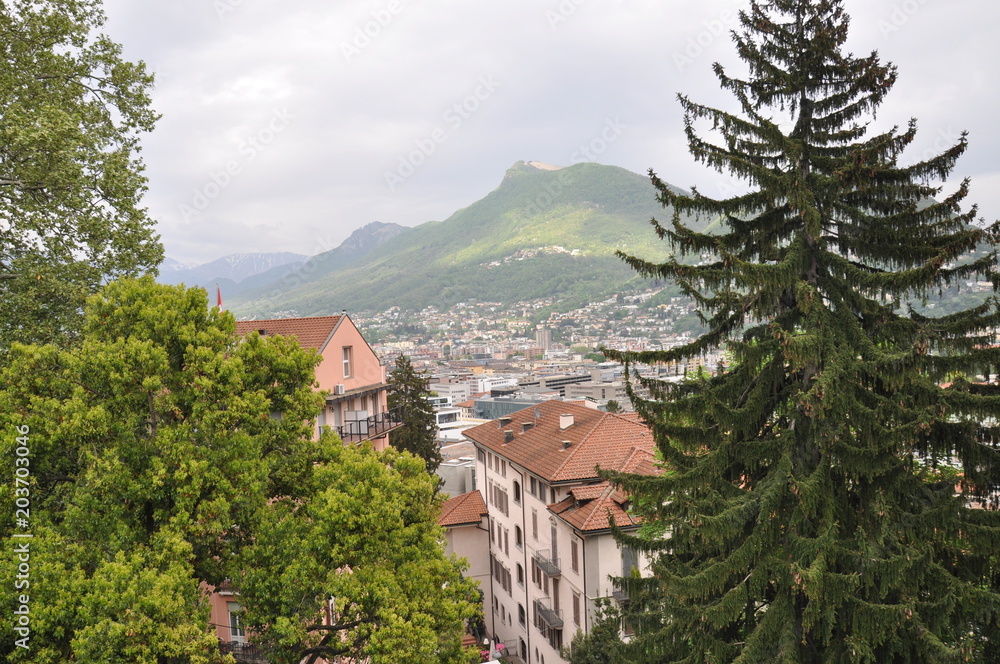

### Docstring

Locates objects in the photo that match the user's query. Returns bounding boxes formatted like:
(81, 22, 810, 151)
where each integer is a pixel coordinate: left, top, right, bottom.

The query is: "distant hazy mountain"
(231, 161, 705, 317)
(230, 221, 410, 304)
(159, 252, 309, 288)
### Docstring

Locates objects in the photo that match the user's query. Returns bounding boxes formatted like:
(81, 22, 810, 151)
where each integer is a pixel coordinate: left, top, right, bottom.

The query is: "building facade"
(235, 314, 401, 450)
(464, 400, 657, 664)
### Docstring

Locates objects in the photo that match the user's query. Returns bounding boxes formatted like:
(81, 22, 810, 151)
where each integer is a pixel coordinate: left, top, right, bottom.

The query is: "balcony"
(218, 641, 269, 664)
(334, 407, 404, 443)
(534, 599, 563, 629)
(534, 549, 561, 577)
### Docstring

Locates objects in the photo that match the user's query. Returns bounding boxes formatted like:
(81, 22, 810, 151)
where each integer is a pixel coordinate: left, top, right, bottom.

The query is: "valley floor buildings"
(209, 313, 658, 664)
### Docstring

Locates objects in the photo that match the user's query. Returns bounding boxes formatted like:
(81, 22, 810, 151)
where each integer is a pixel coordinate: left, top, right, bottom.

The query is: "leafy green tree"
(0, 0, 161, 352)
(605, 1, 1000, 662)
(604, 399, 623, 414)
(236, 443, 480, 664)
(564, 599, 624, 664)
(388, 354, 442, 474)
(0, 279, 477, 662)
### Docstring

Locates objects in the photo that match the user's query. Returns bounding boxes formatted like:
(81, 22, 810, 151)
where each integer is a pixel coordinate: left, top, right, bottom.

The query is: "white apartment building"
(430, 380, 472, 404)
(464, 400, 657, 664)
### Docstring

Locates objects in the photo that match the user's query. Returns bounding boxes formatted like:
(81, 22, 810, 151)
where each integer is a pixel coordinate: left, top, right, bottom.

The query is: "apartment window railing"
(534, 599, 564, 629)
(334, 407, 404, 442)
(218, 640, 269, 664)
(534, 549, 561, 577)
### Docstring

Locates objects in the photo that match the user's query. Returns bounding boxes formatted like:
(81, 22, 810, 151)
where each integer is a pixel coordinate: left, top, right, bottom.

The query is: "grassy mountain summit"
(231, 161, 702, 317)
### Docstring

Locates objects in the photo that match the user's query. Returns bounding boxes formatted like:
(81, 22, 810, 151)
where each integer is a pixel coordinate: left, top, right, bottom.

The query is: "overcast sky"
(101, 0, 1000, 266)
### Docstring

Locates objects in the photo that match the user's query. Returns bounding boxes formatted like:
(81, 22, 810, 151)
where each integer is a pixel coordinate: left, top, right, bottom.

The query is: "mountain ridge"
(230, 161, 702, 317)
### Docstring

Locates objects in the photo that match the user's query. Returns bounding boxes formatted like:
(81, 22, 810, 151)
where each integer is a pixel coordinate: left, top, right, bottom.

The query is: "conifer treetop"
(600, 1, 1000, 662)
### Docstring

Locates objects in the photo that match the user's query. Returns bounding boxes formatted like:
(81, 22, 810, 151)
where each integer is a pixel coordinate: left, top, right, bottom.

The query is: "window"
(513, 480, 521, 505)
(573, 592, 581, 626)
(518, 604, 526, 627)
(342, 346, 353, 378)
(531, 509, 538, 540)
(489, 483, 509, 517)
(517, 563, 524, 587)
(227, 602, 245, 642)
(571, 540, 579, 573)
(529, 476, 537, 497)
(477, 448, 486, 464)
(550, 520, 558, 562)
(504, 528, 509, 556)
(622, 545, 638, 576)
(514, 525, 522, 549)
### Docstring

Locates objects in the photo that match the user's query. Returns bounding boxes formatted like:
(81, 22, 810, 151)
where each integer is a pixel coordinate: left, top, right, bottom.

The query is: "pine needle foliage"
(603, 2, 1000, 662)
(387, 354, 442, 474)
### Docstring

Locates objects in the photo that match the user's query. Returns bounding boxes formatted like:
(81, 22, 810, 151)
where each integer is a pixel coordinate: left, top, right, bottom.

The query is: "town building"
(234, 313, 401, 450)
(438, 489, 492, 634)
(464, 400, 658, 664)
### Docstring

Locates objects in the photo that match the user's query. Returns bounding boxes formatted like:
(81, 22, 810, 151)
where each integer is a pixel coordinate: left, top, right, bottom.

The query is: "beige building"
(464, 400, 658, 664)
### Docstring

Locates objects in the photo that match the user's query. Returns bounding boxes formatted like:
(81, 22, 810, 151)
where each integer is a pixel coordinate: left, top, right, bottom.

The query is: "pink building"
(208, 314, 401, 662)
(235, 313, 401, 450)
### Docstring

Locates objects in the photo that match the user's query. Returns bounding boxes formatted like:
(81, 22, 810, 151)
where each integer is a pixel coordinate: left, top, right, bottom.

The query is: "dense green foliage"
(0, 0, 161, 352)
(564, 600, 624, 664)
(0, 279, 477, 663)
(236, 444, 479, 664)
(388, 354, 443, 474)
(604, 1, 1000, 662)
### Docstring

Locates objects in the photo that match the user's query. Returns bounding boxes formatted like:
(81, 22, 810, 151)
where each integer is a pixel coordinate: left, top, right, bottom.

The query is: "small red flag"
(216, 283, 224, 310)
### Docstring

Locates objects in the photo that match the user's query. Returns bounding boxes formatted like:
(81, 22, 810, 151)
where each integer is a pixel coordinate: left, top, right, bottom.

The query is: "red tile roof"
(234, 315, 343, 352)
(463, 400, 655, 483)
(438, 490, 488, 527)
(549, 481, 642, 532)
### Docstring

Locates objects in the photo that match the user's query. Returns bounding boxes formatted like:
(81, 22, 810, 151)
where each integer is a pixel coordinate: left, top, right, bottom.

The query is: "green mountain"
(231, 161, 705, 317)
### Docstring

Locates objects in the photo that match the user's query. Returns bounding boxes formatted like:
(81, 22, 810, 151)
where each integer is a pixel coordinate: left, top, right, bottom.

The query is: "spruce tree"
(604, 1, 1000, 662)
(387, 354, 442, 474)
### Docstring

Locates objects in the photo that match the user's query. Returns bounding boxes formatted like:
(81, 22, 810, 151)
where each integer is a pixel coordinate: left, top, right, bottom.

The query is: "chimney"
(559, 414, 574, 430)
(562, 440, 572, 450)
(498, 417, 512, 429)
(504, 430, 514, 444)
(522, 422, 534, 433)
